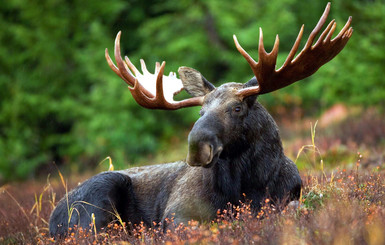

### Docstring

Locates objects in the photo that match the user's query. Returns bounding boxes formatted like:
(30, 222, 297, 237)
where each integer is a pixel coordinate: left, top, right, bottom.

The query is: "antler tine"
(282, 25, 304, 67)
(233, 35, 258, 69)
(234, 28, 280, 98)
(127, 61, 168, 109)
(105, 48, 127, 83)
(233, 29, 279, 79)
(259, 28, 280, 65)
(155, 61, 167, 101)
(259, 28, 280, 80)
(105, 32, 145, 88)
(113, 31, 136, 86)
(314, 20, 336, 47)
(106, 32, 155, 98)
(333, 16, 352, 42)
(140, 59, 150, 75)
(155, 62, 161, 74)
(105, 31, 204, 110)
(304, 2, 331, 50)
(128, 61, 204, 110)
(125, 56, 140, 77)
(235, 2, 353, 98)
(233, 35, 260, 98)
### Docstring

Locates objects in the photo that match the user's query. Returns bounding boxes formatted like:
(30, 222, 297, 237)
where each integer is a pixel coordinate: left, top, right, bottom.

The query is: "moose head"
(105, 2, 352, 168)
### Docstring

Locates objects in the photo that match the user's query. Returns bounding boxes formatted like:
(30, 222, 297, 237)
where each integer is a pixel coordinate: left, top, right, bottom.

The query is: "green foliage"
(302, 189, 329, 210)
(0, 0, 384, 181)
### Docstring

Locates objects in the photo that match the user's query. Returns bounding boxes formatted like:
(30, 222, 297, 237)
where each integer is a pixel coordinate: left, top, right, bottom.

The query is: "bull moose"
(49, 3, 352, 237)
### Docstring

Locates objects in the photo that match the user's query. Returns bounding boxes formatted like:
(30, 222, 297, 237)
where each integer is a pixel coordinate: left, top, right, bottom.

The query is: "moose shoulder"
(49, 3, 352, 237)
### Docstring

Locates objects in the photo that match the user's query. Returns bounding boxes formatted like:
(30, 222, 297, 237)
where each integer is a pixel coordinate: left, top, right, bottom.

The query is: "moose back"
(49, 3, 352, 237)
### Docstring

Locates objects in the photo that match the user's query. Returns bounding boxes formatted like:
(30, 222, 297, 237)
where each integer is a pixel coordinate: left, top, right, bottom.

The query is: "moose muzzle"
(186, 115, 223, 167)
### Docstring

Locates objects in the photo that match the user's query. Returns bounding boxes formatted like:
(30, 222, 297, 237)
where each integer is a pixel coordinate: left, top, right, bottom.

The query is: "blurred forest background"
(0, 0, 384, 183)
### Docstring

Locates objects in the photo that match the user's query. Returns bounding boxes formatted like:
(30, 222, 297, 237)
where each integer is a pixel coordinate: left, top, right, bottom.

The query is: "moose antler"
(234, 2, 353, 98)
(105, 31, 204, 110)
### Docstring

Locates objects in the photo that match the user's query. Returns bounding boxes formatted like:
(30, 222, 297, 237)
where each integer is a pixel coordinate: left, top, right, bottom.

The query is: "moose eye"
(233, 106, 242, 113)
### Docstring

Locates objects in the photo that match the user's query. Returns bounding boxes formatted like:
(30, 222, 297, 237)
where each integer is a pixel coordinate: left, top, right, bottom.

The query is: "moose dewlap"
(49, 2, 352, 237)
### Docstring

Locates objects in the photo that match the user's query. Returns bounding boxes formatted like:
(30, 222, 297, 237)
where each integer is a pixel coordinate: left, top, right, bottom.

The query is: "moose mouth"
(186, 142, 223, 168)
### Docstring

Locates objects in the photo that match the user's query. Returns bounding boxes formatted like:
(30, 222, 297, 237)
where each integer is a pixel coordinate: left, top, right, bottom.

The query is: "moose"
(49, 3, 352, 237)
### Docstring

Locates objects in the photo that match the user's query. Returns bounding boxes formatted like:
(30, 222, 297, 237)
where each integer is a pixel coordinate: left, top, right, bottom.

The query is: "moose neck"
(202, 102, 285, 207)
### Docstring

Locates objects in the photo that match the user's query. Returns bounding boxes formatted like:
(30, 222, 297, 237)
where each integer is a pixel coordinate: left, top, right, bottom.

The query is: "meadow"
(1, 107, 384, 244)
(1, 1, 384, 244)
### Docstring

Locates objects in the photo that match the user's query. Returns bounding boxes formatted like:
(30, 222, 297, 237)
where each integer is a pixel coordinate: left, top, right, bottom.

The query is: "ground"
(1, 106, 384, 244)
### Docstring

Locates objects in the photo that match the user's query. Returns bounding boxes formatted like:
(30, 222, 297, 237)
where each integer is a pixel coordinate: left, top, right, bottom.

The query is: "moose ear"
(244, 77, 258, 88)
(178, 67, 215, 97)
(243, 77, 259, 107)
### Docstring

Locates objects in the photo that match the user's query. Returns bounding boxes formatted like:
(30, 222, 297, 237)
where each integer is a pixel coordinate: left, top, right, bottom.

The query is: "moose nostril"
(186, 142, 214, 166)
(201, 144, 214, 165)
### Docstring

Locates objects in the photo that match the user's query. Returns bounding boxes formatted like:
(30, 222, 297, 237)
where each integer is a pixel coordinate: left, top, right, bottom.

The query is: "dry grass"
(1, 167, 385, 244)
(1, 109, 384, 244)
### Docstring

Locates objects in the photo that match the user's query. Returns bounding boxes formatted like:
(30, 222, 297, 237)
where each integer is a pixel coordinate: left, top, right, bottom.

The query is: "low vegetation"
(1, 111, 384, 244)
(1, 165, 384, 244)
(1, 0, 385, 181)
